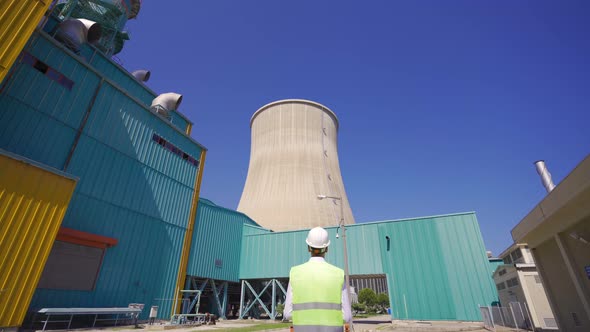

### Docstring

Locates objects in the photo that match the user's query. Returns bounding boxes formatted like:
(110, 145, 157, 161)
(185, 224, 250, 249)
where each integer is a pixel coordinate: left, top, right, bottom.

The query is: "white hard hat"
(306, 227, 330, 249)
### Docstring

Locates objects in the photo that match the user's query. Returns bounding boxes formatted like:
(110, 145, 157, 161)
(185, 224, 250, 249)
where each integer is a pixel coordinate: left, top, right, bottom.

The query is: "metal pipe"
(131, 69, 150, 82)
(534, 160, 555, 193)
(151, 92, 183, 118)
(56, 18, 102, 52)
(317, 194, 352, 329)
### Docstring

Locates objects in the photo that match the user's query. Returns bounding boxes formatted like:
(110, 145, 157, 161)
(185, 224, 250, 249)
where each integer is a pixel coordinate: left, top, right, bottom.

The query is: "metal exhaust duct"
(131, 70, 150, 82)
(238, 99, 356, 231)
(128, 0, 142, 19)
(150, 93, 182, 118)
(55, 19, 102, 52)
(534, 160, 556, 193)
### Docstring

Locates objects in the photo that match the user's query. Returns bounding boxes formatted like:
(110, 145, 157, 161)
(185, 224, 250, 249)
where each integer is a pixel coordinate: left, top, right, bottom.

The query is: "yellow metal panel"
(172, 149, 206, 316)
(0, 150, 77, 328)
(0, 0, 51, 82)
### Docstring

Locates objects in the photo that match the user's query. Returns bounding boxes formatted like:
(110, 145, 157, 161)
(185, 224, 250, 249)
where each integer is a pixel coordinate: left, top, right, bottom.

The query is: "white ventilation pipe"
(534, 160, 556, 193)
(56, 19, 102, 51)
(131, 70, 150, 82)
(151, 93, 182, 118)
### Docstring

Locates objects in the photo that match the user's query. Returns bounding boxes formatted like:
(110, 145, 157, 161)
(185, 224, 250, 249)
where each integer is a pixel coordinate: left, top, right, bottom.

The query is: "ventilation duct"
(55, 19, 102, 53)
(128, 0, 142, 19)
(534, 160, 556, 193)
(131, 70, 150, 82)
(151, 93, 182, 119)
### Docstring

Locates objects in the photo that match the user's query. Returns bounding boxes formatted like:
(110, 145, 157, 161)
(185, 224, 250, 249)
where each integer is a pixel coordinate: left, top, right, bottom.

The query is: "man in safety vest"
(283, 226, 352, 331)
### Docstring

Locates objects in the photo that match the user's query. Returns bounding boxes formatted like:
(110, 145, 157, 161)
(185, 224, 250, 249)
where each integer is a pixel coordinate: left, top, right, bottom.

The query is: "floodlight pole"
(317, 194, 352, 327)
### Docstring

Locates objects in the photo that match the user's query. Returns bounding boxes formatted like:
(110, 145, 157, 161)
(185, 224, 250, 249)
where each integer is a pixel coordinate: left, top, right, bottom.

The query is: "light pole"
(317, 194, 352, 326)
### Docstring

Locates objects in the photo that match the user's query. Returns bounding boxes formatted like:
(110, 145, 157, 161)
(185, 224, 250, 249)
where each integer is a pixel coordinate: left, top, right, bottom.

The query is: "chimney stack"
(534, 160, 556, 193)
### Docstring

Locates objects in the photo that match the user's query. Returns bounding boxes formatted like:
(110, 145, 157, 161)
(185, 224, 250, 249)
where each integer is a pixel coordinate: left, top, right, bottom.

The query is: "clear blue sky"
(119, 1, 589, 256)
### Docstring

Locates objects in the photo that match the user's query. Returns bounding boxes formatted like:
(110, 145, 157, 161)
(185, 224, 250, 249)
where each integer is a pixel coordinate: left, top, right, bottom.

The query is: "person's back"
(290, 260, 344, 329)
(284, 227, 351, 331)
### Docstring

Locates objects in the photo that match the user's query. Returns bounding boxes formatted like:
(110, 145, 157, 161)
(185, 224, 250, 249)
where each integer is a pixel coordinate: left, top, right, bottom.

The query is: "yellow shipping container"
(0, 149, 77, 328)
(0, 0, 52, 82)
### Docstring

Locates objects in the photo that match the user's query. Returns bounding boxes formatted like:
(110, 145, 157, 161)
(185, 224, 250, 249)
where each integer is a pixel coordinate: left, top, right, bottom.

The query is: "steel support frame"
(239, 279, 287, 320)
(184, 277, 229, 319)
(211, 280, 229, 319)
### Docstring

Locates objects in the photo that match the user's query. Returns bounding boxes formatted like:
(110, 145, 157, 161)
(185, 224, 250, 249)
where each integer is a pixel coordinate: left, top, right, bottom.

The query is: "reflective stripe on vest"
(293, 325, 344, 332)
(290, 261, 344, 327)
(293, 302, 342, 310)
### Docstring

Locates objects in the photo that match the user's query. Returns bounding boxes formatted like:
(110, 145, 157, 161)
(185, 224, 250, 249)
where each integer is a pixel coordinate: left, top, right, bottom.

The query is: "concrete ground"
(37, 315, 500, 332)
(158, 315, 487, 332)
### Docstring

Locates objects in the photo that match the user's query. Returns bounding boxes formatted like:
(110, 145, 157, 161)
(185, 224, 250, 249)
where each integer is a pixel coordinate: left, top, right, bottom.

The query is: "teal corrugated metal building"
(1, 24, 206, 320)
(187, 198, 259, 282)
(488, 258, 504, 278)
(240, 213, 498, 321)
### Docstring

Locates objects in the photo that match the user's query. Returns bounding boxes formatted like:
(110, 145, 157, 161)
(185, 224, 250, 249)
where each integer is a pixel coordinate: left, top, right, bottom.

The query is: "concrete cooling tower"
(238, 99, 355, 231)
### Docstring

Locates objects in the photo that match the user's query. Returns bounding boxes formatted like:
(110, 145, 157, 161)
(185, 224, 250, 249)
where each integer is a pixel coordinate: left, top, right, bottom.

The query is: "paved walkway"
(41, 315, 491, 332)
(272, 315, 488, 332)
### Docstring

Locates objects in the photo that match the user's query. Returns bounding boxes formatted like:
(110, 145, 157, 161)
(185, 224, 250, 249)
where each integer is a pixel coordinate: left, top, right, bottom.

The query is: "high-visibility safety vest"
(290, 261, 345, 332)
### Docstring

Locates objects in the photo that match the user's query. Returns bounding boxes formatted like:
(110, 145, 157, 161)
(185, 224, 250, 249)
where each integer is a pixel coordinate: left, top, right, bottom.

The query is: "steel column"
(222, 282, 228, 318)
(239, 280, 245, 319)
(276, 280, 287, 295)
(271, 280, 276, 320)
(210, 280, 228, 319)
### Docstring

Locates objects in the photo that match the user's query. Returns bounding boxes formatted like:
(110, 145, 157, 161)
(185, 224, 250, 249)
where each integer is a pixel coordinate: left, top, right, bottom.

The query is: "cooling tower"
(238, 99, 355, 231)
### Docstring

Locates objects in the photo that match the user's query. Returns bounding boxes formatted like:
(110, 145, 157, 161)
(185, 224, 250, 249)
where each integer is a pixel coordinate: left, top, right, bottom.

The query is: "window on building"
(152, 133, 199, 167)
(506, 277, 519, 288)
(503, 255, 513, 264)
(37, 228, 117, 291)
(499, 269, 507, 276)
(496, 282, 506, 291)
(511, 249, 523, 261)
(21, 51, 75, 90)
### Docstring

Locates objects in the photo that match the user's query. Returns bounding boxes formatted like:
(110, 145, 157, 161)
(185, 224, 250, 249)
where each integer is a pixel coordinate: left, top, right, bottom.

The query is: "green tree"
(358, 288, 377, 307)
(376, 293, 390, 312)
(275, 303, 285, 320)
(351, 302, 366, 316)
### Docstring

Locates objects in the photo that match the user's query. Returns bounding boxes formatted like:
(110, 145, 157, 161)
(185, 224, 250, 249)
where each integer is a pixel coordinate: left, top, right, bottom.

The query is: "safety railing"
(479, 302, 533, 331)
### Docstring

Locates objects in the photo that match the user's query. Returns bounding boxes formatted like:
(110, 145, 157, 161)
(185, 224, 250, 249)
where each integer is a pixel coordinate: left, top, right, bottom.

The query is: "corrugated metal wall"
(243, 224, 271, 236)
(376, 213, 498, 321)
(0, 149, 77, 328)
(240, 213, 498, 321)
(186, 199, 258, 282)
(169, 110, 191, 135)
(0, 0, 51, 82)
(240, 224, 384, 279)
(488, 259, 504, 277)
(240, 228, 314, 279)
(0, 31, 205, 319)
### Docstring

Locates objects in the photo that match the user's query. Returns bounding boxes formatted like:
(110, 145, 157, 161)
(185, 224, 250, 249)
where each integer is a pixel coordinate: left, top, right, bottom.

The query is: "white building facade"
(493, 243, 557, 330)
